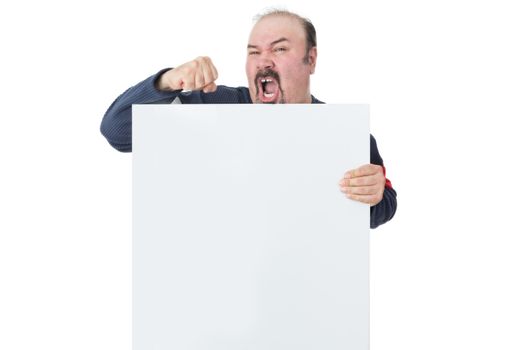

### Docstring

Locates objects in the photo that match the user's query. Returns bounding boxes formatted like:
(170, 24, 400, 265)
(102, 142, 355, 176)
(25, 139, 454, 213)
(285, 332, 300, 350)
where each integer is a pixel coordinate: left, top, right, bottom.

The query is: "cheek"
(282, 57, 306, 78)
(245, 62, 256, 86)
(279, 64, 303, 87)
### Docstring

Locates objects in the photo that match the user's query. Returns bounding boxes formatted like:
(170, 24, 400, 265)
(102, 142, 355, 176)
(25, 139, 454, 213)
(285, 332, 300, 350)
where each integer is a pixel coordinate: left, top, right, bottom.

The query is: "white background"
(1, 0, 524, 349)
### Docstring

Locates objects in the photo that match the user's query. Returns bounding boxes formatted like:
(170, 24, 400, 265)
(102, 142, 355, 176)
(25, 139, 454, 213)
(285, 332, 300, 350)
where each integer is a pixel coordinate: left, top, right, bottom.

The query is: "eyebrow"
(247, 37, 290, 49)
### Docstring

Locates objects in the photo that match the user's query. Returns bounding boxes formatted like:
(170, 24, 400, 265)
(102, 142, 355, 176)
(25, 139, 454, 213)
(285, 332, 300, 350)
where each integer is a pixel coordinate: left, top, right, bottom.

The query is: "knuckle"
(189, 60, 199, 69)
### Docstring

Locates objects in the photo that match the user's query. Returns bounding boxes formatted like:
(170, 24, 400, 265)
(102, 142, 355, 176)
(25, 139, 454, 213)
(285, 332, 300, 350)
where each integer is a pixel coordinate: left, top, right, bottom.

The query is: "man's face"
(246, 15, 317, 104)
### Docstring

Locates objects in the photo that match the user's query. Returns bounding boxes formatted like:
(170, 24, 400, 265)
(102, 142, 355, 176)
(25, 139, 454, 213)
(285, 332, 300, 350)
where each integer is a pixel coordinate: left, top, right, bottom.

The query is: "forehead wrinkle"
(247, 37, 290, 50)
(270, 37, 289, 46)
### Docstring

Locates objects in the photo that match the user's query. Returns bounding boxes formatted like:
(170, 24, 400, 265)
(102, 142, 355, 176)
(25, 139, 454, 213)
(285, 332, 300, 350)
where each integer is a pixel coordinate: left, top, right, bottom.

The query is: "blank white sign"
(132, 104, 370, 350)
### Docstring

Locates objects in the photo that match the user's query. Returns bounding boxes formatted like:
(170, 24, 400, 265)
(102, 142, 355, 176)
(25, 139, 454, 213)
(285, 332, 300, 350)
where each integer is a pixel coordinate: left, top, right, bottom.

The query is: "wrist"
(154, 68, 176, 92)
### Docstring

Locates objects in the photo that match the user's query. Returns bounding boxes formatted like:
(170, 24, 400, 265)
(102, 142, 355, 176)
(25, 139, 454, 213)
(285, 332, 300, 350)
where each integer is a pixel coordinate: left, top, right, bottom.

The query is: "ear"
(308, 47, 317, 74)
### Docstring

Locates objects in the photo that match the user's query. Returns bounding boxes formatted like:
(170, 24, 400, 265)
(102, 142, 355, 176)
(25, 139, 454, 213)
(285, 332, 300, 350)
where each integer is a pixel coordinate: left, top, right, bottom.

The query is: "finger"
(194, 68, 205, 90)
(344, 164, 381, 179)
(345, 176, 372, 187)
(202, 82, 217, 93)
(209, 59, 219, 81)
(340, 185, 379, 196)
(339, 174, 380, 188)
(348, 174, 384, 187)
(201, 60, 216, 87)
(344, 166, 374, 179)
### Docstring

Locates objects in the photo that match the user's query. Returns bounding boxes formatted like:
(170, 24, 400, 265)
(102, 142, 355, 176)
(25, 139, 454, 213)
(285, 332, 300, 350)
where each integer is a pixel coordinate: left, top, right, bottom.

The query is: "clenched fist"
(156, 56, 219, 93)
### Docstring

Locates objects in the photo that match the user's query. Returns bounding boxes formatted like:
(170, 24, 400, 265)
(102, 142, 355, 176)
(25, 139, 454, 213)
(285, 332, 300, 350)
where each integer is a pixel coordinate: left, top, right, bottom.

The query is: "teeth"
(264, 92, 275, 98)
(261, 78, 273, 83)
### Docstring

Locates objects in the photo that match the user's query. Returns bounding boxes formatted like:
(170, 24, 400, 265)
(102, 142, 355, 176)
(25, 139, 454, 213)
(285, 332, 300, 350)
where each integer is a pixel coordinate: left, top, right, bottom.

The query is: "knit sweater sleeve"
(100, 69, 179, 152)
(369, 134, 397, 228)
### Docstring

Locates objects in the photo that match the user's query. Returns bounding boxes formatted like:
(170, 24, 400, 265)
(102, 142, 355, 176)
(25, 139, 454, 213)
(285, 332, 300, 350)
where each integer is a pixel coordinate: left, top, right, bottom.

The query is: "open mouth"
(255, 71, 281, 103)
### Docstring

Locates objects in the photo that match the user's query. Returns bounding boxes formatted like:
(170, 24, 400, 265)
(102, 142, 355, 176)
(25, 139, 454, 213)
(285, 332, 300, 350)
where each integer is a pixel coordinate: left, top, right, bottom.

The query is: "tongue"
(264, 81, 278, 94)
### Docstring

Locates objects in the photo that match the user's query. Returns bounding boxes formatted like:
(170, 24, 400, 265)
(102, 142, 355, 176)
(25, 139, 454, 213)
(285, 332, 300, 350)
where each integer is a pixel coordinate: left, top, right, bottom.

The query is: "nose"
(256, 54, 274, 71)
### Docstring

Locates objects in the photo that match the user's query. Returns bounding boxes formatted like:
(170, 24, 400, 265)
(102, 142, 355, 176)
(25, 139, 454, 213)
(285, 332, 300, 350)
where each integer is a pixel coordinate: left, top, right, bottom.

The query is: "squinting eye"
(274, 47, 287, 52)
(248, 51, 259, 55)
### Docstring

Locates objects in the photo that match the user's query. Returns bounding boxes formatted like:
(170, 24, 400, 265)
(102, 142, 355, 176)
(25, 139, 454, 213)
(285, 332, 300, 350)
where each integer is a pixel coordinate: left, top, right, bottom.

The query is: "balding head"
(254, 9, 317, 64)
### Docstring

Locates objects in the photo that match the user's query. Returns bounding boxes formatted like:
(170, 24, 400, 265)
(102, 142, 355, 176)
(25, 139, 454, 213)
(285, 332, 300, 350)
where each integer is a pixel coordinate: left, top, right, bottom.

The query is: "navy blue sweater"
(101, 70, 397, 228)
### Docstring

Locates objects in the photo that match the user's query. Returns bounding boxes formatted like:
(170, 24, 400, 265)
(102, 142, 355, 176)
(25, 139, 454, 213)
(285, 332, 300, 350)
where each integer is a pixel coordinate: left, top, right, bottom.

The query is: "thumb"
(202, 82, 217, 93)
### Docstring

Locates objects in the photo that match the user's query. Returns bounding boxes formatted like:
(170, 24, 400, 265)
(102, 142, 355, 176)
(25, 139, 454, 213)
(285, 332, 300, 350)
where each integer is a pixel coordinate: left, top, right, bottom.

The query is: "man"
(100, 10, 397, 228)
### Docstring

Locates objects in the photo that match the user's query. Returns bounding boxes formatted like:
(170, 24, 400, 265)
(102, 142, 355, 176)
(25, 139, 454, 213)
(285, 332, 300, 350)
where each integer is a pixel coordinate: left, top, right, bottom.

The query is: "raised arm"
(100, 57, 219, 152)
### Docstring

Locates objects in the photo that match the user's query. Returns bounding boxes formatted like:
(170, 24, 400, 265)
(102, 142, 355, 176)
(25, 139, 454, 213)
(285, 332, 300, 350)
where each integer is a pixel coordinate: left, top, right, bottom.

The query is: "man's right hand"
(156, 56, 219, 93)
